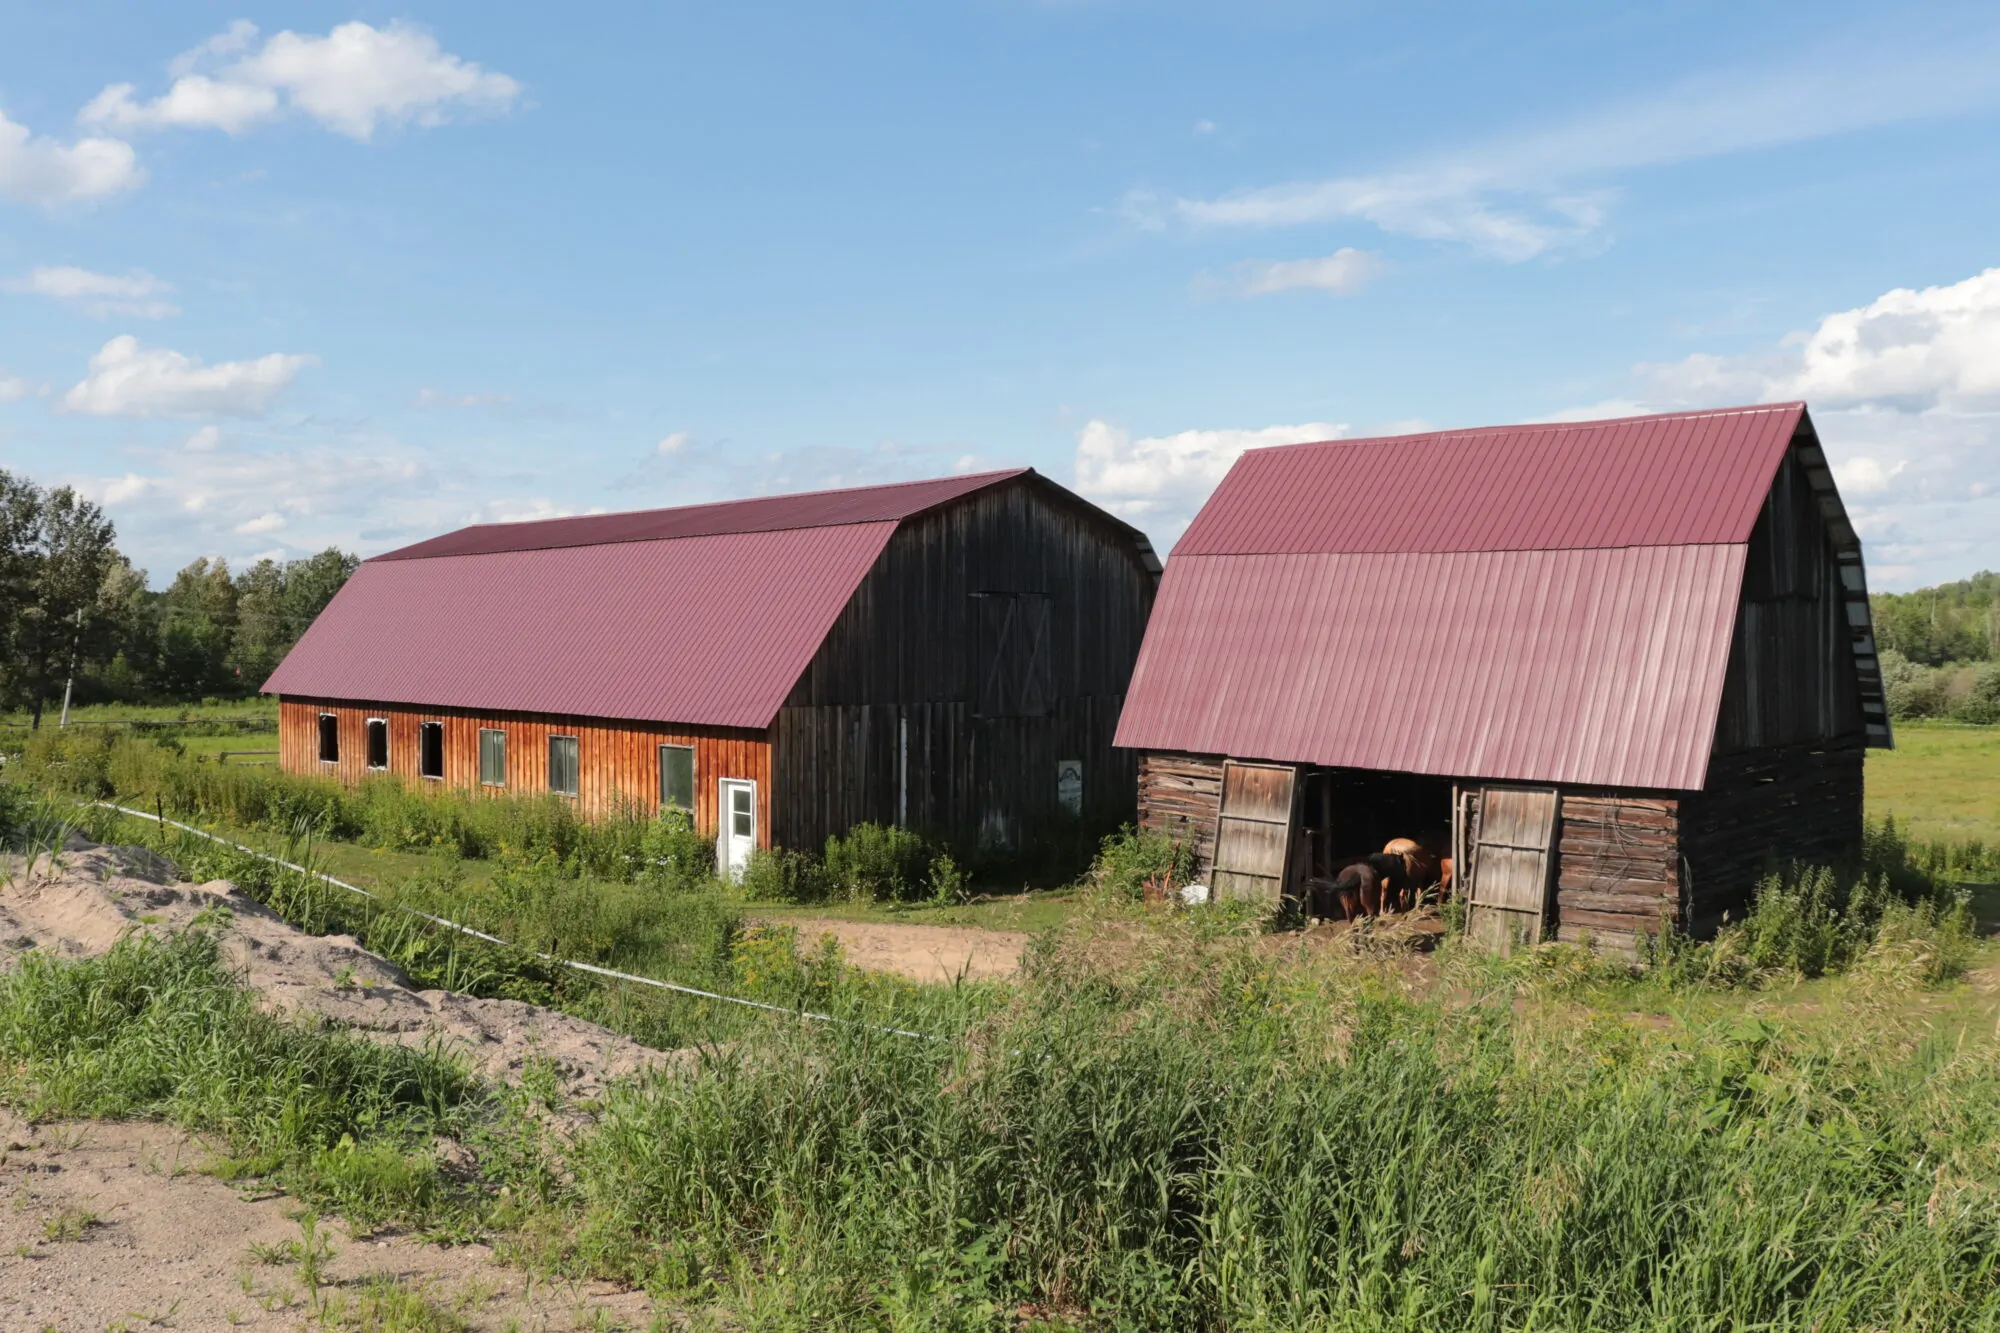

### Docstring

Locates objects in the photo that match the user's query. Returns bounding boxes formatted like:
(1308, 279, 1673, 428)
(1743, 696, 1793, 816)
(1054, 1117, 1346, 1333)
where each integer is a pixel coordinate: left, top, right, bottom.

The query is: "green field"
(1867, 722, 2000, 845)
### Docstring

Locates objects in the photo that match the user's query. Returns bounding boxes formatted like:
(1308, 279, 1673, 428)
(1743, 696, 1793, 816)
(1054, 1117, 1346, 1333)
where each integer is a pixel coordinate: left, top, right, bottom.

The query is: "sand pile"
(0, 838, 663, 1101)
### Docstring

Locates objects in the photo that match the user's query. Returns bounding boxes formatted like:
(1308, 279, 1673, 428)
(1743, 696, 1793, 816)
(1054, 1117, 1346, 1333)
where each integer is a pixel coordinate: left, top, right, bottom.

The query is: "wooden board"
(1464, 785, 1558, 954)
(1210, 760, 1299, 904)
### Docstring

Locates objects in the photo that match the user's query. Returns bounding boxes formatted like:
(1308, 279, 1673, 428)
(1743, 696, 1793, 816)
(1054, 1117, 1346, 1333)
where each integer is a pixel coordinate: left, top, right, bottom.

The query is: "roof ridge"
(1260, 401, 1805, 456)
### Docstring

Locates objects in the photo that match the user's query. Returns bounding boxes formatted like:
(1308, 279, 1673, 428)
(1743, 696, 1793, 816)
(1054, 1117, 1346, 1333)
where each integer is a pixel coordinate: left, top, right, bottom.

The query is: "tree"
(10, 486, 119, 727)
(154, 557, 240, 701)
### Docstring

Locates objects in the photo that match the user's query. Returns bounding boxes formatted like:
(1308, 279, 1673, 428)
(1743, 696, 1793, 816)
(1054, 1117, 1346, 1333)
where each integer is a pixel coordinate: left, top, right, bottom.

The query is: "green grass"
(0, 698, 277, 728)
(1869, 721, 2000, 847)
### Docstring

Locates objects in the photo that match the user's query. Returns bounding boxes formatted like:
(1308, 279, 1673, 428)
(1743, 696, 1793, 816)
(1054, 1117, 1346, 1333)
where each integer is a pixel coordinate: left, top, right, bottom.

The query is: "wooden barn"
(264, 470, 1159, 876)
(1115, 403, 1891, 951)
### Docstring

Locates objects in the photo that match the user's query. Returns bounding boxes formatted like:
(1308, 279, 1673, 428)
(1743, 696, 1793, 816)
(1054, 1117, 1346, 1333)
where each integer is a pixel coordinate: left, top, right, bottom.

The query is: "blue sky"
(3, 2, 1999, 589)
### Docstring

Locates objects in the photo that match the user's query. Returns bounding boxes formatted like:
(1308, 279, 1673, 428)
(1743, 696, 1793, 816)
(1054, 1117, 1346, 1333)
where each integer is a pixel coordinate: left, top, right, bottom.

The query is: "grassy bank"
(1869, 722, 2000, 846)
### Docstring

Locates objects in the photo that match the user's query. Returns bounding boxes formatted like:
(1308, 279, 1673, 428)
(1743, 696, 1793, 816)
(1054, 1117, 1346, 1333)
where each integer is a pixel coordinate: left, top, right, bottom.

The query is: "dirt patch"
(0, 839, 664, 1102)
(777, 916, 1029, 982)
(0, 1111, 655, 1332)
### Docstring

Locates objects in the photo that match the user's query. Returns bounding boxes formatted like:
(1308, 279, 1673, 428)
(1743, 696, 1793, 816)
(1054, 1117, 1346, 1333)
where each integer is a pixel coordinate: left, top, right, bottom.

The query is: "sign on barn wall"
(1210, 760, 1300, 904)
(1057, 759, 1083, 815)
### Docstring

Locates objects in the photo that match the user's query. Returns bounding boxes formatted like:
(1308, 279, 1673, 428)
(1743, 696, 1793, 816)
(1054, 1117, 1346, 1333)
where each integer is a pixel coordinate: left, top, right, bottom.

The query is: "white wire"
(82, 802, 939, 1042)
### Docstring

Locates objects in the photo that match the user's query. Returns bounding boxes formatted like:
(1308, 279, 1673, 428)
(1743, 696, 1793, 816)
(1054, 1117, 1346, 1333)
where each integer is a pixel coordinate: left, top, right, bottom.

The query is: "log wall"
(1679, 736, 1865, 933)
(1552, 793, 1681, 951)
(277, 697, 772, 844)
(1136, 750, 1225, 876)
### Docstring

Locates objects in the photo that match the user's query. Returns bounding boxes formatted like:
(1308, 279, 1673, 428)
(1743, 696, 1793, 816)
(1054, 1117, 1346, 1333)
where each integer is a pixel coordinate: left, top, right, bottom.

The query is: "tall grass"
(0, 930, 475, 1226)
(544, 917, 2000, 1330)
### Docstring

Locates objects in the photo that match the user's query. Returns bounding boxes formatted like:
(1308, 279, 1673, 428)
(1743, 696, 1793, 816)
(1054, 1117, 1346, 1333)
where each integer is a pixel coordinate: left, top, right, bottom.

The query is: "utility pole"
(56, 606, 83, 729)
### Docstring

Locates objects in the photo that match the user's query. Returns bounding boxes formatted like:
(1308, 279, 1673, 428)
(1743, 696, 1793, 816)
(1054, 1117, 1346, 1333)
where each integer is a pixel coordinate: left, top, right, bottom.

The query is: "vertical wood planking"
(276, 697, 772, 845)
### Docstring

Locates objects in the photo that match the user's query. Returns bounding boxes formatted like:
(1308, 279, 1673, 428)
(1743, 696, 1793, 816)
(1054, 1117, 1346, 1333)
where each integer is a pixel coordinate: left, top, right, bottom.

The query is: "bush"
(823, 822, 936, 902)
(1882, 649, 1953, 720)
(1089, 824, 1200, 901)
(638, 806, 715, 890)
(739, 847, 831, 903)
(1955, 661, 2000, 724)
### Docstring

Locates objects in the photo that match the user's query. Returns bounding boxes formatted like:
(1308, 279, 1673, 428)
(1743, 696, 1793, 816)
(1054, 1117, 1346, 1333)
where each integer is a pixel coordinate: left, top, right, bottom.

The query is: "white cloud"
(7, 265, 178, 318)
(1165, 24, 2000, 261)
(0, 109, 141, 207)
(82, 20, 522, 141)
(183, 425, 221, 451)
(234, 511, 285, 535)
(0, 372, 32, 403)
(62, 335, 314, 417)
(1073, 418, 1346, 545)
(656, 431, 690, 455)
(1228, 247, 1385, 297)
(1549, 266, 2000, 588)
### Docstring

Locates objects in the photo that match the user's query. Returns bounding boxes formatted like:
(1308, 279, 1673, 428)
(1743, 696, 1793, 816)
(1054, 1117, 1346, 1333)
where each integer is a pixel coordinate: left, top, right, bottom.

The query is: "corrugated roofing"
(263, 524, 900, 729)
(377, 470, 1029, 561)
(1176, 403, 1803, 556)
(1116, 403, 1826, 790)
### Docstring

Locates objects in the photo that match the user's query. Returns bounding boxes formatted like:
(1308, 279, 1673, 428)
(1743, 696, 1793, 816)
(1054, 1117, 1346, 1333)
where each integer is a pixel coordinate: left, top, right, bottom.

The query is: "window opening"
(658, 744, 695, 812)
(730, 783, 753, 838)
(549, 734, 580, 798)
(316, 713, 340, 764)
(479, 728, 507, 787)
(364, 718, 388, 770)
(419, 722, 445, 780)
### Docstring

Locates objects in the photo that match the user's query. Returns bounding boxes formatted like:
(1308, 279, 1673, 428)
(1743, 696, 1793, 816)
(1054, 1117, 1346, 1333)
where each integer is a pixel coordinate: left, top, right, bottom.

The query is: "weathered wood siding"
(1679, 736, 1865, 933)
(1137, 751, 1225, 875)
(277, 697, 771, 843)
(773, 476, 1157, 851)
(1553, 793, 1681, 950)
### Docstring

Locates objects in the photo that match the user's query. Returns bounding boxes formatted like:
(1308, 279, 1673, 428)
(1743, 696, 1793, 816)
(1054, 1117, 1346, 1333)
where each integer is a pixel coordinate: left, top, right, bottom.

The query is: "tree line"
(1870, 572, 2000, 724)
(0, 469, 355, 726)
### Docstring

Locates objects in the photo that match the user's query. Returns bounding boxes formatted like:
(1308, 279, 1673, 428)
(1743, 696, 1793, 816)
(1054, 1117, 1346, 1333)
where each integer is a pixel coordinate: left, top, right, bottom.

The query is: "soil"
(0, 1110, 655, 1332)
(778, 916, 1029, 982)
(0, 838, 666, 1103)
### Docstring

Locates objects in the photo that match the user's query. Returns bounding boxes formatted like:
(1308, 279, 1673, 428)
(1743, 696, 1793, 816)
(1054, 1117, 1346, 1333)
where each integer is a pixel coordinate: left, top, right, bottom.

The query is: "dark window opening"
(658, 744, 694, 812)
(479, 728, 507, 787)
(972, 592, 1052, 718)
(1297, 769, 1455, 884)
(365, 718, 388, 770)
(316, 713, 339, 763)
(549, 734, 579, 797)
(419, 722, 445, 780)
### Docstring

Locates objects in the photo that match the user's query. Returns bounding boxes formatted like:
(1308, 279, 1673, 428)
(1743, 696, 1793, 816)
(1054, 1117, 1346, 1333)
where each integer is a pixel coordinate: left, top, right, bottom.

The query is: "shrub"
(739, 847, 831, 903)
(1089, 824, 1199, 901)
(1954, 661, 2000, 724)
(823, 822, 937, 902)
(637, 806, 715, 891)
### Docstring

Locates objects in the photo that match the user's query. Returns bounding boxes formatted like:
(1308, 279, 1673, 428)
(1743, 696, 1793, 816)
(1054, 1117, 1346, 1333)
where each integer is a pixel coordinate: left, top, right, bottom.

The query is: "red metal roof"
(1116, 404, 1814, 790)
(265, 472, 1034, 729)
(376, 470, 1029, 561)
(1176, 403, 1803, 555)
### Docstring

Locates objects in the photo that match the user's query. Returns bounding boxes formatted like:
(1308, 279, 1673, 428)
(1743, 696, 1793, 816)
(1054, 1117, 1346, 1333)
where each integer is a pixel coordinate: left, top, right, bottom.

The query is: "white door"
(717, 779, 757, 881)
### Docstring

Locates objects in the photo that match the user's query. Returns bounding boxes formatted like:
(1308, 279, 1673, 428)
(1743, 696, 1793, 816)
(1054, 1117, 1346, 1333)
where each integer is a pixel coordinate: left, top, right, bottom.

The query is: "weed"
(41, 1204, 98, 1242)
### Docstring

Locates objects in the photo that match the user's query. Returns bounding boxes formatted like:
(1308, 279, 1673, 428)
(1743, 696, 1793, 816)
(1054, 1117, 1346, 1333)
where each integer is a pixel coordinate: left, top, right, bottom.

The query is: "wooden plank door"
(1464, 785, 1559, 953)
(1210, 760, 1301, 905)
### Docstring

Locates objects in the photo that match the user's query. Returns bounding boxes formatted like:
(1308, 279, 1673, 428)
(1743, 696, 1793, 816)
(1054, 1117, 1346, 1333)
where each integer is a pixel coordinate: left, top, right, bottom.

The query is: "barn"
(1115, 403, 1891, 951)
(264, 469, 1159, 876)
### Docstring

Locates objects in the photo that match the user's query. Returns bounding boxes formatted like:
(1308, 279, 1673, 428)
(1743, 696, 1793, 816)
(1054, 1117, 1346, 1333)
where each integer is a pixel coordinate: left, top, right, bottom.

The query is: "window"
(549, 734, 579, 797)
(365, 718, 389, 771)
(658, 744, 694, 812)
(729, 782, 754, 838)
(479, 728, 507, 787)
(419, 722, 445, 780)
(317, 713, 340, 763)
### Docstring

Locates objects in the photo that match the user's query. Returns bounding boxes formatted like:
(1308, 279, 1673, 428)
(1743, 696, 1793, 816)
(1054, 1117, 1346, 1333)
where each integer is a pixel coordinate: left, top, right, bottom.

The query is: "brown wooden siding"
(1679, 736, 1865, 933)
(775, 475, 1156, 851)
(1552, 793, 1681, 951)
(277, 697, 772, 845)
(1137, 751, 1225, 876)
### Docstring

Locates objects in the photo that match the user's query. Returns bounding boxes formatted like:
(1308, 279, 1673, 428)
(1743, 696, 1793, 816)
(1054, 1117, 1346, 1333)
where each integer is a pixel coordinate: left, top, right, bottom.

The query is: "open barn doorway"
(1294, 767, 1455, 906)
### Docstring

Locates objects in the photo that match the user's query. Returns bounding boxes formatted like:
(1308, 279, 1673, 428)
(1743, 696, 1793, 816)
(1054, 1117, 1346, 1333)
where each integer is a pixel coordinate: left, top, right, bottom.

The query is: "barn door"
(1464, 785, 1559, 954)
(1210, 760, 1301, 905)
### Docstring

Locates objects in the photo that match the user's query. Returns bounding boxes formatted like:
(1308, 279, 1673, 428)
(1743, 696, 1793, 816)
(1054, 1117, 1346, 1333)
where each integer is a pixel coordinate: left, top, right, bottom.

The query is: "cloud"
(7, 265, 178, 318)
(0, 372, 33, 403)
(1226, 247, 1385, 297)
(1193, 119, 1217, 136)
(1551, 266, 2000, 588)
(1164, 23, 2000, 261)
(62, 335, 314, 417)
(81, 20, 522, 141)
(183, 425, 221, 451)
(0, 109, 141, 207)
(234, 511, 286, 535)
(656, 431, 690, 455)
(1073, 418, 1346, 545)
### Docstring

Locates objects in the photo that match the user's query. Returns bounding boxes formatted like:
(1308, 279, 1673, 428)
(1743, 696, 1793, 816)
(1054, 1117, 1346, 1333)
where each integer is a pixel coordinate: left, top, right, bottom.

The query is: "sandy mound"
(0, 839, 663, 1101)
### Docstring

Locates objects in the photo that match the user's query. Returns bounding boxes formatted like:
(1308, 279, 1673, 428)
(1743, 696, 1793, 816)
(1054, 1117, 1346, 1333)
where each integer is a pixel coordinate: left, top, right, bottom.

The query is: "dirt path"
(778, 917, 1029, 982)
(0, 1112, 655, 1332)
